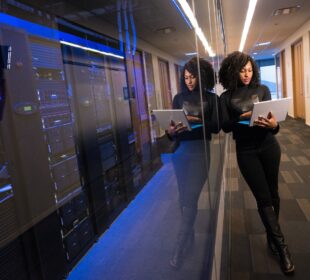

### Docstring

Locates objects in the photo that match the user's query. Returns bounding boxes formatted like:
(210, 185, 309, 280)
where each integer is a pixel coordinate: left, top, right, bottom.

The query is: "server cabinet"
(29, 37, 94, 268)
(0, 25, 68, 280)
(62, 46, 128, 233)
(0, 24, 94, 279)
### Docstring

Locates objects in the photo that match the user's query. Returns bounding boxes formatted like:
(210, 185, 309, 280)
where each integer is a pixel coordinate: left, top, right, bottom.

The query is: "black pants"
(236, 135, 281, 209)
(172, 140, 210, 208)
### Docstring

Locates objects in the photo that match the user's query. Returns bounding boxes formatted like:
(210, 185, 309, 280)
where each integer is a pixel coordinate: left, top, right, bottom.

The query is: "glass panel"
(0, 1, 225, 279)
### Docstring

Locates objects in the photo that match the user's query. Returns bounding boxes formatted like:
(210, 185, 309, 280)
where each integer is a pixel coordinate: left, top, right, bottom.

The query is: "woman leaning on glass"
(219, 51, 294, 274)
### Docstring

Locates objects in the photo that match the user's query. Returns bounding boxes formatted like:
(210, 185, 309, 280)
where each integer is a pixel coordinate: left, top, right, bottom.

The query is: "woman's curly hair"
(219, 51, 260, 90)
(180, 57, 215, 92)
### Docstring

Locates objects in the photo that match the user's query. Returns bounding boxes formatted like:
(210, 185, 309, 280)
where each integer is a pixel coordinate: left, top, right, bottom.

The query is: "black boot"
(267, 199, 280, 255)
(170, 207, 197, 269)
(258, 206, 295, 274)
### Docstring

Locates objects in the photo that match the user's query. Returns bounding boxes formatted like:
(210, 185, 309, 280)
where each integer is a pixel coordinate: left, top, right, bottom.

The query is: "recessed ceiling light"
(155, 26, 175, 35)
(273, 5, 301, 16)
(255, 41, 271, 47)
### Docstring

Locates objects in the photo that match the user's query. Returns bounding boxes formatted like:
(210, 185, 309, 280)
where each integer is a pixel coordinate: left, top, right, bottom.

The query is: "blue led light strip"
(0, 12, 124, 59)
(171, 0, 192, 29)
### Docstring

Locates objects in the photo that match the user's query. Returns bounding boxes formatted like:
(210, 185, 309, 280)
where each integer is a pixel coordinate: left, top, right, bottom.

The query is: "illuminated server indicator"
(14, 102, 38, 115)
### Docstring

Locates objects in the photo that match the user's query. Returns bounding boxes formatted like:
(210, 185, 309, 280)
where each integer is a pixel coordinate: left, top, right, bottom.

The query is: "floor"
(67, 142, 218, 280)
(226, 117, 310, 280)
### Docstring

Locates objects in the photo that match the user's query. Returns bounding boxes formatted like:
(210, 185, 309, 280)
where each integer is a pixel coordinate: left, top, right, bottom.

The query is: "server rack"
(0, 8, 161, 279)
(0, 25, 69, 279)
(61, 45, 134, 233)
(30, 37, 94, 269)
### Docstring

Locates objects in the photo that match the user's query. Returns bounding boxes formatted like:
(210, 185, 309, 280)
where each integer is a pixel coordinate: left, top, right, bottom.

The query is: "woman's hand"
(239, 111, 252, 120)
(166, 120, 188, 137)
(186, 115, 202, 123)
(253, 112, 278, 129)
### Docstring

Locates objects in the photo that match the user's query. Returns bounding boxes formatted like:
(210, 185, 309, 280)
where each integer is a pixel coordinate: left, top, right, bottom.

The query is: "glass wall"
(0, 1, 226, 279)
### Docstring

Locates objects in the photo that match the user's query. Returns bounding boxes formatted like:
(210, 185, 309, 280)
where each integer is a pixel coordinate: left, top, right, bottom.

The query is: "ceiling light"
(173, 0, 215, 57)
(273, 5, 301, 16)
(255, 41, 271, 47)
(239, 0, 257, 52)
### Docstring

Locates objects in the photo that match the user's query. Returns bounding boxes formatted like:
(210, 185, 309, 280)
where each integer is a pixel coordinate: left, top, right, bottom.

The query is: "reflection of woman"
(167, 58, 219, 269)
(219, 51, 294, 274)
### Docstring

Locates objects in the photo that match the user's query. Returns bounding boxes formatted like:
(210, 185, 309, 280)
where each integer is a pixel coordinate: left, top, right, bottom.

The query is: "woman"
(219, 51, 294, 274)
(167, 57, 219, 269)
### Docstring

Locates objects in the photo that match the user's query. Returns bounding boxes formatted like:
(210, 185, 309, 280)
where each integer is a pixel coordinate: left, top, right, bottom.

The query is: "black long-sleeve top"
(220, 85, 279, 143)
(172, 89, 220, 141)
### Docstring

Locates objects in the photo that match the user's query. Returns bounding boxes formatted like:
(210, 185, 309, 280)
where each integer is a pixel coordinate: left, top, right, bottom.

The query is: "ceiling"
(16, 0, 310, 61)
(222, 0, 310, 60)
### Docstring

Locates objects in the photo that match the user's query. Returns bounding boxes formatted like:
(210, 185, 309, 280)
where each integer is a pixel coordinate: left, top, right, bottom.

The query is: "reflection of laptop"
(152, 109, 192, 131)
(249, 98, 291, 126)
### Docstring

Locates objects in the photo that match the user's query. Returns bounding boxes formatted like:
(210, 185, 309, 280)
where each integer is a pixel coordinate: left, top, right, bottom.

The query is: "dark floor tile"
(281, 221, 310, 254)
(244, 209, 264, 234)
(280, 199, 307, 221)
(288, 183, 310, 199)
(288, 253, 310, 280)
(250, 273, 291, 280)
(230, 234, 252, 272)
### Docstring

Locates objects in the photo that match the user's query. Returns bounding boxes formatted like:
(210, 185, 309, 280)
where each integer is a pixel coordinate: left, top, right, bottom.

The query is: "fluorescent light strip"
(239, 0, 257, 52)
(176, 0, 215, 57)
(60, 40, 124, 59)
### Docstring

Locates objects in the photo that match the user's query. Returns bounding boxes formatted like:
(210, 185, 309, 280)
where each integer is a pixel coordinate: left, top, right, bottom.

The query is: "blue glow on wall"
(0, 13, 124, 58)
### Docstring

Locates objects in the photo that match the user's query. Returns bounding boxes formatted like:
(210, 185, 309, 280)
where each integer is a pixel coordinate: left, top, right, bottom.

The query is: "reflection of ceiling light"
(185, 52, 197, 56)
(78, 11, 93, 18)
(253, 52, 257, 55)
(60, 41, 124, 59)
(256, 41, 271, 47)
(273, 5, 301, 16)
(155, 27, 176, 35)
(239, 0, 257, 52)
(173, 0, 215, 57)
(91, 8, 106, 15)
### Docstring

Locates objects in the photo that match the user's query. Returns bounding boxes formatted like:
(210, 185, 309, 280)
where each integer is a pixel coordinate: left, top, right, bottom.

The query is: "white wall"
(278, 19, 310, 125)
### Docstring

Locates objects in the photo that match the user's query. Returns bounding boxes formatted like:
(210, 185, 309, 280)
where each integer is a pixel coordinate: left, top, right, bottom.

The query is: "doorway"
(158, 58, 172, 109)
(292, 40, 305, 119)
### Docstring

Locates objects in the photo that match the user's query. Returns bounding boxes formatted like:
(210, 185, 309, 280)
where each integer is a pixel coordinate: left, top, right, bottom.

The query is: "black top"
(220, 85, 279, 143)
(172, 89, 220, 141)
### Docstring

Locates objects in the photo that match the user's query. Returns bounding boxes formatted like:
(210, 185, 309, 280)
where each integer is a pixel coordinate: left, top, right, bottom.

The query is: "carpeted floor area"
(226, 117, 310, 280)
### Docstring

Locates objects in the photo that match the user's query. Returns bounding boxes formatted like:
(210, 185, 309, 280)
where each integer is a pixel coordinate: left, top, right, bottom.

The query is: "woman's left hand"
(186, 116, 202, 123)
(253, 112, 278, 129)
